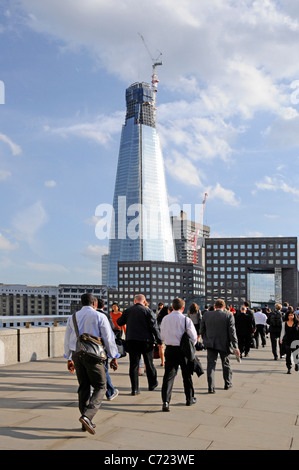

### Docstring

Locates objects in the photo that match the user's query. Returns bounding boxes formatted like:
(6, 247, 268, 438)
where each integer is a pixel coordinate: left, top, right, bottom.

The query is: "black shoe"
(131, 390, 140, 395)
(162, 402, 170, 412)
(287, 368, 292, 374)
(224, 384, 232, 390)
(208, 387, 215, 394)
(295, 364, 299, 372)
(149, 381, 158, 391)
(81, 421, 96, 432)
(79, 415, 96, 435)
(186, 397, 197, 406)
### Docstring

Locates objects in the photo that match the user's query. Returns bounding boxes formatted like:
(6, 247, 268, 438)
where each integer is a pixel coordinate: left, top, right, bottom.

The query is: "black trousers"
(161, 345, 193, 404)
(237, 333, 252, 356)
(254, 325, 266, 348)
(126, 340, 157, 392)
(72, 352, 106, 421)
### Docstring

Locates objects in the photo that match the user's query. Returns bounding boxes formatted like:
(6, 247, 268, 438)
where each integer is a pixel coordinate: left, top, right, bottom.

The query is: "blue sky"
(1, 0, 299, 286)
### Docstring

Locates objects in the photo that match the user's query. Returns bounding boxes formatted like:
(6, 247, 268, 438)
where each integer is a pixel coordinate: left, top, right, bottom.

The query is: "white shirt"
(254, 310, 267, 325)
(160, 310, 197, 346)
(64, 306, 119, 360)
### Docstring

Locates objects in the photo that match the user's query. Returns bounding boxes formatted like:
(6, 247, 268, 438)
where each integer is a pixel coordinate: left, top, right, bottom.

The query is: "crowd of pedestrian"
(64, 294, 299, 434)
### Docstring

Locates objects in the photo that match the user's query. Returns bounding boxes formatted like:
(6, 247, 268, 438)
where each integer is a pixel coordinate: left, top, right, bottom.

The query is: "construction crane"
(191, 192, 208, 264)
(138, 33, 162, 104)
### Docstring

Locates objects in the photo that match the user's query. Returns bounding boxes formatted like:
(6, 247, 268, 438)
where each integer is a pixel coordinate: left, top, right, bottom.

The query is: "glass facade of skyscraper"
(107, 82, 176, 286)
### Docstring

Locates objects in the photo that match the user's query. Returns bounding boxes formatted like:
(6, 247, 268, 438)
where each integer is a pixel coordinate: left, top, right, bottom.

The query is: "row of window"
(207, 243, 296, 250)
(207, 251, 296, 258)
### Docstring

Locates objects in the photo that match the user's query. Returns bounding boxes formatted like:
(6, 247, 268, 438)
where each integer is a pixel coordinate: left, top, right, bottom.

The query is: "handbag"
(180, 317, 196, 361)
(72, 313, 107, 362)
(115, 336, 127, 358)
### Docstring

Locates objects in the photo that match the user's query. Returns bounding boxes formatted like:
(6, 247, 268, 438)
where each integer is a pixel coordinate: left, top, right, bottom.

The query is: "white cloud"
(165, 152, 202, 186)
(207, 182, 240, 207)
(0, 133, 21, 155)
(255, 175, 299, 199)
(0, 233, 18, 251)
(81, 244, 109, 263)
(45, 112, 123, 146)
(12, 201, 48, 246)
(0, 169, 11, 180)
(44, 180, 56, 187)
(26, 261, 69, 273)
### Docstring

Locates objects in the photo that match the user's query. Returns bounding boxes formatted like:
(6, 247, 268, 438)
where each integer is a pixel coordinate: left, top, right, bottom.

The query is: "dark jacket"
(234, 311, 255, 336)
(267, 310, 283, 334)
(117, 302, 162, 344)
(200, 309, 238, 354)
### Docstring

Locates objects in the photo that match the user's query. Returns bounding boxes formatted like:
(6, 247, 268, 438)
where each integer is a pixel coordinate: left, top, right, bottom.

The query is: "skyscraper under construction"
(107, 73, 176, 287)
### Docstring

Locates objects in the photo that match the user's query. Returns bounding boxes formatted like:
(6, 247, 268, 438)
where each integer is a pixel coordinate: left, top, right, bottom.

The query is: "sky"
(1, 0, 299, 286)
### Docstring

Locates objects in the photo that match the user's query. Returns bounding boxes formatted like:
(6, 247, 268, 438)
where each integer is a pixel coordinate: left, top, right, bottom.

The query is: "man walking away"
(200, 299, 239, 393)
(253, 307, 267, 349)
(234, 306, 255, 358)
(160, 298, 197, 412)
(64, 293, 119, 434)
(117, 294, 162, 395)
(267, 303, 283, 360)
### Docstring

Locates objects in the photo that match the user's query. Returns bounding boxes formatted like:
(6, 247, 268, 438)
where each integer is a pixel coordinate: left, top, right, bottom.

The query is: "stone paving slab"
(0, 343, 299, 452)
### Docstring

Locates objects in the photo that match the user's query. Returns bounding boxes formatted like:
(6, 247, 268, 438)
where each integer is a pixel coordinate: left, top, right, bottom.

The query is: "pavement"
(0, 342, 299, 453)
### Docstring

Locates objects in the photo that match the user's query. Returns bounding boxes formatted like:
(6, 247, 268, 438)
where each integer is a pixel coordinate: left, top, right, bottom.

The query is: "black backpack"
(270, 312, 282, 328)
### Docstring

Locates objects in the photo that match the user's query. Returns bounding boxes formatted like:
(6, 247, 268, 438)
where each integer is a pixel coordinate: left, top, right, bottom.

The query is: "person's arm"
(98, 313, 120, 359)
(147, 309, 162, 344)
(186, 317, 198, 345)
(116, 309, 127, 327)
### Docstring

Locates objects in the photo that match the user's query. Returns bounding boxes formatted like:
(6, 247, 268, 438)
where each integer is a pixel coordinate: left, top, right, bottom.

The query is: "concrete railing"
(0, 317, 69, 366)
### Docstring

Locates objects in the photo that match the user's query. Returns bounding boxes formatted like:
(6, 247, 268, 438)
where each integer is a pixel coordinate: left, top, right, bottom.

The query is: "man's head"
(240, 306, 247, 313)
(97, 298, 105, 310)
(81, 293, 97, 307)
(172, 297, 185, 312)
(214, 299, 226, 310)
(134, 294, 146, 305)
(275, 303, 282, 311)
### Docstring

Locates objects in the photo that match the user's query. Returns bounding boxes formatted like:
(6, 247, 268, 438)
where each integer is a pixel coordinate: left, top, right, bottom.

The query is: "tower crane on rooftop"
(191, 192, 208, 264)
(138, 33, 162, 97)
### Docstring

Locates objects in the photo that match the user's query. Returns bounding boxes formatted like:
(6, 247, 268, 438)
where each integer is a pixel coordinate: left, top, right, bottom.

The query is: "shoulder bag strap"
(72, 313, 79, 338)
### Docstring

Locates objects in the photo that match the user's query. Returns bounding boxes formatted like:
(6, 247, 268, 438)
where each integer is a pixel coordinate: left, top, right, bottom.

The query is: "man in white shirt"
(160, 298, 197, 412)
(253, 308, 267, 348)
(64, 293, 119, 434)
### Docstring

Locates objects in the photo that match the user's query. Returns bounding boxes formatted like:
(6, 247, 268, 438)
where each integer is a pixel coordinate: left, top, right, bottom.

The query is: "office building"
(205, 237, 298, 309)
(111, 260, 205, 311)
(0, 284, 58, 316)
(171, 210, 210, 266)
(107, 80, 176, 286)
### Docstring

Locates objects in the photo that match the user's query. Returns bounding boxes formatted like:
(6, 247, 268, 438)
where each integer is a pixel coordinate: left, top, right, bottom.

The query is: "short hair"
(172, 298, 185, 310)
(81, 293, 97, 306)
(134, 294, 146, 303)
(215, 299, 226, 309)
(97, 298, 105, 309)
(275, 303, 282, 311)
(243, 301, 250, 307)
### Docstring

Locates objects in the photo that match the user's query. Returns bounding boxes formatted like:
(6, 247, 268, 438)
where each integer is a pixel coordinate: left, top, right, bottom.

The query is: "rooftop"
(1, 344, 299, 451)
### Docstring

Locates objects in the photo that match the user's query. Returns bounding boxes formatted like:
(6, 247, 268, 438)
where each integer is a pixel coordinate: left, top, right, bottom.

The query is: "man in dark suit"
(234, 306, 256, 358)
(117, 294, 162, 395)
(200, 298, 239, 393)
